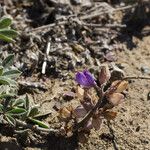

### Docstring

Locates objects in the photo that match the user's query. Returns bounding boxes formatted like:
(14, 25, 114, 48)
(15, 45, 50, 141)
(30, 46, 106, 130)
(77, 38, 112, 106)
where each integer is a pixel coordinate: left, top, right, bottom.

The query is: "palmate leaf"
(0, 29, 18, 38)
(0, 33, 14, 42)
(0, 17, 18, 42)
(0, 76, 17, 86)
(0, 104, 3, 112)
(0, 17, 12, 29)
(3, 69, 21, 78)
(28, 118, 49, 129)
(7, 107, 27, 116)
(28, 106, 39, 117)
(12, 98, 25, 107)
(0, 66, 3, 75)
(2, 54, 14, 68)
(0, 93, 15, 99)
(25, 94, 30, 110)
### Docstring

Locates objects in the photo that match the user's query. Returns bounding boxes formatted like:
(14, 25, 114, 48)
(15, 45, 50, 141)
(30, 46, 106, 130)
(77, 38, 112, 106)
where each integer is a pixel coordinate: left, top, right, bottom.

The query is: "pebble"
(71, 0, 82, 5)
(141, 66, 150, 74)
(147, 92, 150, 100)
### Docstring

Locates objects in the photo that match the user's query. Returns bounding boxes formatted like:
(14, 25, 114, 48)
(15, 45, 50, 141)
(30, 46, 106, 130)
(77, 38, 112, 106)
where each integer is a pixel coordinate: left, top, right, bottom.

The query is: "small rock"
(110, 63, 125, 81)
(71, 0, 82, 5)
(141, 66, 150, 74)
(105, 52, 117, 62)
(63, 91, 76, 101)
(147, 92, 150, 100)
(135, 126, 140, 132)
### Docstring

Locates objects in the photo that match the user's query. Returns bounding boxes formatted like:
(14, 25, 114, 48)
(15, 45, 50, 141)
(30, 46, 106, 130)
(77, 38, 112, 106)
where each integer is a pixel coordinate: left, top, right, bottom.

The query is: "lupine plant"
(0, 16, 149, 144)
(0, 17, 18, 42)
(58, 65, 128, 139)
(0, 17, 49, 131)
(0, 51, 49, 129)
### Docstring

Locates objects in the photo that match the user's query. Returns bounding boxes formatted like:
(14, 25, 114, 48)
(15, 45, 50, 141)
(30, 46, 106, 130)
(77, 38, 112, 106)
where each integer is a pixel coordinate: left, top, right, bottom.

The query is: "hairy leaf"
(28, 106, 39, 117)
(7, 107, 27, 116)
(99, 64, 110, 85)
(0, 29, 18, 38)
(0, 93, 15, 99)
(25, 94, 30, 110)
(0, 66, 3, 75)
(0, 104, 3, 112)
(0, 17, 12, 29)
(5, 114, 16, 126)
(108, 93, 124, 106)
(2, 54, 14, 68)
(0, 76, 16, 85)
(3, 69, 21, 78)
(12, 98, 25, 107)
(111, 80, 128, 93)
(29, 118, 49, 129)
(0, 33, 14, 42)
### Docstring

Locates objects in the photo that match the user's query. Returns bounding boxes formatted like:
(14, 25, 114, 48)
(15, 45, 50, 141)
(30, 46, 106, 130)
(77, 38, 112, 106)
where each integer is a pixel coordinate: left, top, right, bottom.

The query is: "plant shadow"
(46, 133, 79, 150)
(117, 2, 150, 50)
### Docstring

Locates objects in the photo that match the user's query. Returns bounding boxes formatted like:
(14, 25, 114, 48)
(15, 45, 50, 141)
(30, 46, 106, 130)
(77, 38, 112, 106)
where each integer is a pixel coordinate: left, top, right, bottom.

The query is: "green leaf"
(25, 94, 30, 110)
(3, 97, 12, 110)
(0, 66, 3, 76)
(2, 54, 14, 68)
(0, 29, 18, 38)
(0, 93, 15, 99)
(3, 69, 21, 78)
(12, 98, 25, 107)
(28, 118, 49, 129)
(28, 106, 39, 117)
(0, 33, 14, 42)
(0, 104, 3, 112)
(5, 114, 16, 126)
(7, 107, 27, 116)
(0, 76, 17, 85)
(0, 18, 12, 29)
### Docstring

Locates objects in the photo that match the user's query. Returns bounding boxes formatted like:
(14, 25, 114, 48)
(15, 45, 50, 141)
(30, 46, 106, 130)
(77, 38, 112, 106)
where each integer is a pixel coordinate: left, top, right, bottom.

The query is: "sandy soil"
(0, 1, 150, 150)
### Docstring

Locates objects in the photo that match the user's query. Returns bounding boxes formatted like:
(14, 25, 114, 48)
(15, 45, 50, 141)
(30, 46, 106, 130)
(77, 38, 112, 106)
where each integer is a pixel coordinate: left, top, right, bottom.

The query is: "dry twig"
(18, 80, 47, 91)
(80, 4, 137, 20)
(42, 41, 51, 74)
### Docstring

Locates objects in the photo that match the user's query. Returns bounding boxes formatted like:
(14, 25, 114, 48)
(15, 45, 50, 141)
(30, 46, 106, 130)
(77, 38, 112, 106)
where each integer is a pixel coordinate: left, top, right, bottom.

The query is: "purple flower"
(75, 70, 96, 88)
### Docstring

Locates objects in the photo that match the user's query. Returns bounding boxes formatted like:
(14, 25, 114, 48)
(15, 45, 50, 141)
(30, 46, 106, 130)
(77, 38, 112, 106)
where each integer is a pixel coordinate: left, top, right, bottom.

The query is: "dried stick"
(42, 41, 51, 74)
(18, 80, 47, 91)
(107, 121, 119, 150)
(82, 23, 126, 28)
(123, 76, 150, 80)
(29, 21, 66, 33)
(80, 4, 137, 20)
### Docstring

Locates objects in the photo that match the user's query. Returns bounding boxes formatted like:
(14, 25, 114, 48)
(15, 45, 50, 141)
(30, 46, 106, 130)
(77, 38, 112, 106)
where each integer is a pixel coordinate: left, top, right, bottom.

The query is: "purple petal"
(75, 70, 96, 88)
(83, 70, 96, 86)
(75, 72, 90, 87)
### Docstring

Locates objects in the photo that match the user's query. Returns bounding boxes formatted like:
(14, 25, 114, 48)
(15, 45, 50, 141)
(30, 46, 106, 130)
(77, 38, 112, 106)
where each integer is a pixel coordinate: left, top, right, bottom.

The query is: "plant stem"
(73, 85, 104, 131)
(123, 76, 150, 80)
(16, 119, 58, 134)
